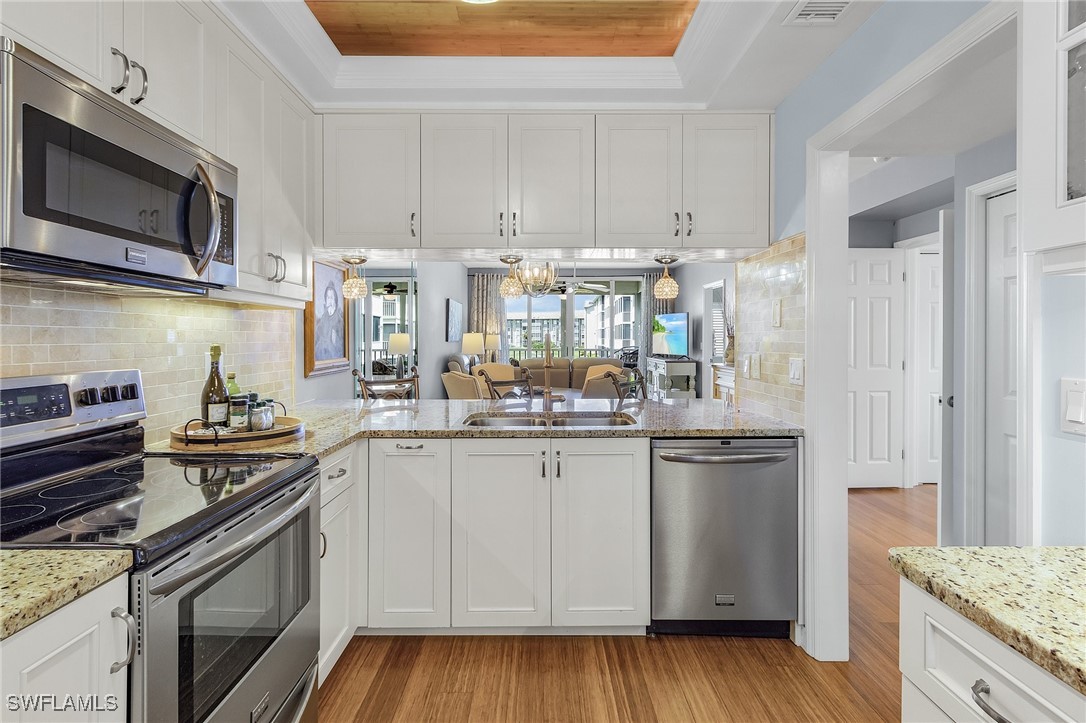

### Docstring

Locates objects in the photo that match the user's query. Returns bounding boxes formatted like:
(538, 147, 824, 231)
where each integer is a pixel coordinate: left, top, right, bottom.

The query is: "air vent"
(783, 0, 850, 25)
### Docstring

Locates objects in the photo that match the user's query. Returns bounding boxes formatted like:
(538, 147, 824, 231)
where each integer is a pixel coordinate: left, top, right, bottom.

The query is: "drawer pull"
(319, 532, 327, 559)
(326, 467, 348, 480)
(396, 443, 424, 450)
(971, 679, 1012, 723)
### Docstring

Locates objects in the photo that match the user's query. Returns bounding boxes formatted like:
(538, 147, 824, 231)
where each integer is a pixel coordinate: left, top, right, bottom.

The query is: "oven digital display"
(0, 384, 71, 427)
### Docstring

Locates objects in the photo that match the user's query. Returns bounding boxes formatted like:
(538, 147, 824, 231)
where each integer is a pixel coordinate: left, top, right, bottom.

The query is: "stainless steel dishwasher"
(650, 438, 798, 637)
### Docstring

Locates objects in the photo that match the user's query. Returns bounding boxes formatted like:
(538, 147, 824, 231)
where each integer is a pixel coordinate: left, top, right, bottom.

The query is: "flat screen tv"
(652, 312, 689, 356)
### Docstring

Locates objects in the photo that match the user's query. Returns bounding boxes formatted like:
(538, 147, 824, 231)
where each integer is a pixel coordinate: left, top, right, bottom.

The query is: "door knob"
(947, 395, 955, 408)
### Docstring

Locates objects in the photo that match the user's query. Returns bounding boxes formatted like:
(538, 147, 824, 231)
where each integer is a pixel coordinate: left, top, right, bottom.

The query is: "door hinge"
(902, 360, 905, 371)
(902, 449, 905, 460)
(903, 271, 906, 282)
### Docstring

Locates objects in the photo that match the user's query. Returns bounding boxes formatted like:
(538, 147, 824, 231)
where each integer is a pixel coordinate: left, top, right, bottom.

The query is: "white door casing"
(847, 249, 906, 488)
(451, 439, 550, 627)
(939, 210, 956, 545)
(319, 487, 353, 684)
(906, 247, 944, 487)
(985, 190, 1019, 545)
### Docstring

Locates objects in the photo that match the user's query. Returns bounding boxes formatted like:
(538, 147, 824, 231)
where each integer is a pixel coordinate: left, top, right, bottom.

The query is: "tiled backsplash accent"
(0, 284, 294, 444)
(735, 234, 806, 426)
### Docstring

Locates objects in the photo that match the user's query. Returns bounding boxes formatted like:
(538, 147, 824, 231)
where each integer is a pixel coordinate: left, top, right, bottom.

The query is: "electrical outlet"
(789, 357, 804, 386)
(772, 299, 782, 328)
(750, 353, 761, 380)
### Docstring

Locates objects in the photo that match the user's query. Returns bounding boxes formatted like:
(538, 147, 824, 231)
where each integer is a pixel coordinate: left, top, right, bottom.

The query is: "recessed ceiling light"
(462, 0, 499, 4)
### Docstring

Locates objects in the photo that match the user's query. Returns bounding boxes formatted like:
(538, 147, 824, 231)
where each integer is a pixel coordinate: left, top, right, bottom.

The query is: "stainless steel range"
(0, 370, 319, 723)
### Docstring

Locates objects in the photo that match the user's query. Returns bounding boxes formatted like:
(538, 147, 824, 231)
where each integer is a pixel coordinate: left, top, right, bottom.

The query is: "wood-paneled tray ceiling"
(304, 0, 700, 57)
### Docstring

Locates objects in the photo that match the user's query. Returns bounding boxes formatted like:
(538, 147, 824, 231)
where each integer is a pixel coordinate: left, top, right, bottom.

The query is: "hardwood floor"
(319, 485, 937, 722)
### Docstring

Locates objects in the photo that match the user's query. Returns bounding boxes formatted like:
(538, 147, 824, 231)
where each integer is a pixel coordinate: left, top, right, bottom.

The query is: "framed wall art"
(304, 259, 351, 377)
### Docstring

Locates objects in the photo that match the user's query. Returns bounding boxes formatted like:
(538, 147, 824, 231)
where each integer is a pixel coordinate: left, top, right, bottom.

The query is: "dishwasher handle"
(656, 452, 792, 465)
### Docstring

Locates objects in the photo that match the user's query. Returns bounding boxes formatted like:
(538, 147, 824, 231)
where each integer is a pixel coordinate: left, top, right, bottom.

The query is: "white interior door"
(984, 190, 1018, 545)
(907, 248, 944, 486)
(847, 249, 906, 488)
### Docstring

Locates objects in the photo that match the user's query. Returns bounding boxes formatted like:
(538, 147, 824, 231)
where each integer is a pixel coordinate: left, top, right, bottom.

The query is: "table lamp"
(462, 333, 484, 365)
(388, 333, 410, 378)
(484, 333, 500, 363)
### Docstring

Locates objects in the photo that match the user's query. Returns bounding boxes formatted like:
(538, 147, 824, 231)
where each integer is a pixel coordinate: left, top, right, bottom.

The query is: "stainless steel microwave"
(1, 38, 237, 294)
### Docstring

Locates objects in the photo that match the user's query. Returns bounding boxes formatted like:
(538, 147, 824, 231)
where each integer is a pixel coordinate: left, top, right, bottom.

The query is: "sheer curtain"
(469, 274, 509, 362)
(640, 272, 675, 375)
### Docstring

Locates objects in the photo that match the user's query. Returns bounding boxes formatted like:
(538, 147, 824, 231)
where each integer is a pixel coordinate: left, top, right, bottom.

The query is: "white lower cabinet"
(551, 437, 650, 626)
(451, 439, 550, 627)
(368, 439, 452, 628)
(0, 574, 129, 722)
(899, 578, 1086, 723)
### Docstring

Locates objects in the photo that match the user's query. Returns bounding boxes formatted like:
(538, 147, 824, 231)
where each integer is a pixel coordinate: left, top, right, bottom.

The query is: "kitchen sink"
(461, 412, 637, 428)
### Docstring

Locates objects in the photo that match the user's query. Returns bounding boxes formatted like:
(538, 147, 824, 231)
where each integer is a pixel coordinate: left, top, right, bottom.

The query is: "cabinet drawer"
(320, 446, 355, 502)
(899, 579, 1085, 722)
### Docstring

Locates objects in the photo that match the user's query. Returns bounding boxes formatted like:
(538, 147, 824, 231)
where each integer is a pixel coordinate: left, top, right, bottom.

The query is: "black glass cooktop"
(0, 452, 317, 567)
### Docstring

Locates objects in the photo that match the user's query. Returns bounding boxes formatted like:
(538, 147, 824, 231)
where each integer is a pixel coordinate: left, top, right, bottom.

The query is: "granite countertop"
(0, 549, 132, 640)
(148, 398, 802, 459)
(889, 546, 1086, 695)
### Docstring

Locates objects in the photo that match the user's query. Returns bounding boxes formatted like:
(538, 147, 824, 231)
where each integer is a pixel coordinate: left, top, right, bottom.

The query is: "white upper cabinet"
(1020, 0, 1086, 251)
(595, 114, 684, 248)
(265, 81, 312, 300)
(322, 114, 421, 249)
(121, 0, 217, 147)
(451, 439, 551, 627)
(0, 1, 124, 95)
(682, 114, 770, 247)
(422, 114, 509, 248)
(508, 114, 595, 248)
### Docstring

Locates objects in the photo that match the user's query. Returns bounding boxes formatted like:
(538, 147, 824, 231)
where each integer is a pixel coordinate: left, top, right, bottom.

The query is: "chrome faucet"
(542, 333, 555, 412)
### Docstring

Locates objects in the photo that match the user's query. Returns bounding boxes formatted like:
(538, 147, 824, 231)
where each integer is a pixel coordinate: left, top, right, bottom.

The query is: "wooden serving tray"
(170, 416, 305, 450)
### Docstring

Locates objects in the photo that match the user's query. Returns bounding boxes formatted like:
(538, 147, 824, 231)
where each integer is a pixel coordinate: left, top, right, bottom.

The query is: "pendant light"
(653, 255, 679, 300)
(516, 260, 560, 298)
(342, 257, 369, 300)
(498, 254, 524, 300)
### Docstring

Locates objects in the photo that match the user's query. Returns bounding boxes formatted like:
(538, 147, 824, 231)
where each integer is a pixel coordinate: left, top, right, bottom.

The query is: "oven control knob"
(100, 385, 121, 403)
(121, 383, 139, 401)
(77, 387, 101, 406)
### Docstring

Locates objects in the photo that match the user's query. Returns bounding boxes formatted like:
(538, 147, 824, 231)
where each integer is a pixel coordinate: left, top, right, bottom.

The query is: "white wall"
(774, 0, 989, 240)
(895, 203, 953, 242)
(848, 218, 896, 248)
(672, 262, 733, 397)
(416, 261, 469, 399)
(1039, 273, 1086, 545)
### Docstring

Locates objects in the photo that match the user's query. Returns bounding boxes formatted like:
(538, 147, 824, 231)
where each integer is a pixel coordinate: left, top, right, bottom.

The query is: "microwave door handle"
(192, 162, 222, 276)
(147, 480, 317, 597)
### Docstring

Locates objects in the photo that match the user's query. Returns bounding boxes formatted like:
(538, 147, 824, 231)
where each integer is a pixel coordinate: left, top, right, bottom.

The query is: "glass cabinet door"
(1066, 39, 1086, 202)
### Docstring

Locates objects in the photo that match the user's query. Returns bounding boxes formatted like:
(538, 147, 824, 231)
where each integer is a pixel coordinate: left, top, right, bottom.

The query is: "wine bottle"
(226, 372, 241, 396)
(201, 344, 230, 426)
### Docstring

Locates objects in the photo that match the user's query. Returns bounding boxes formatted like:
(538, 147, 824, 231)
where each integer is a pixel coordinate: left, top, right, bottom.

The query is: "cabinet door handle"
(138, 209, 147, 233)
(319, 532, 328, 559)
(266, 253, 279, 281)
(499, 212, 504, 237)
(555, 450, 561, 478)
(396, 443, 424, 450)
(410, 212, 416, 238)
(327, 467, 348, 480)
(541, 450, 547, 478)
(110, 48, 130, 94)
(512, 211, 517, 237)
(150, 209, 159, 235)
(970, 679, 1011, 723)
(276, 255, 287, 283)
(110, 608, 137, 674)
(687, 211, 693, 236)
(129, 61, 148, 105)
(674, 212, 680, 237)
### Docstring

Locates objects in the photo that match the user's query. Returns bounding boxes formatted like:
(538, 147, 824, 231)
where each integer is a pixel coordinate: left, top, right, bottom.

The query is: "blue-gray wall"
(417, 261, 469, 399)
(774, 0, 988, 240)
(1040, 274, 1086, 545)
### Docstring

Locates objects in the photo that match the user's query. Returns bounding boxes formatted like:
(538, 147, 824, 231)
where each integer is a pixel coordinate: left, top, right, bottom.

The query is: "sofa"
(513, 357, 625, 391)
(446, 353, 476, 375)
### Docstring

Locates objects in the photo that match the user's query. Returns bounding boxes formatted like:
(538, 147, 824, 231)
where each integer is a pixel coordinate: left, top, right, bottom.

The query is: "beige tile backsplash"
(0, 283, 294, 444)
(735, 234, 806, 426)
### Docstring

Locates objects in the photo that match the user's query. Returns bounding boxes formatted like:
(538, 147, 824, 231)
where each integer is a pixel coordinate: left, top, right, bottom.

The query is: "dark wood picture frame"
(304, 259, 351, 377)
(446, 298, 464, 342)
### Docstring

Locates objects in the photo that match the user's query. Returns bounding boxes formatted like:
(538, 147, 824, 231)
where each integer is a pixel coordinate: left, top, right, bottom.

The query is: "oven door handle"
(192, 162, 222, 277)
(147, 480, 317, 597)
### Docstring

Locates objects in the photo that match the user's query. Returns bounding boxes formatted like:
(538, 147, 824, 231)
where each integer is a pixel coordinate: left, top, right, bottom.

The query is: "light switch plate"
(741, 356, 751, 378)
(1061, 378, 1086, 436)
(789, 357, 804, 386)
(750, 353, 761, 380)
(772, 299, 782, 328)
